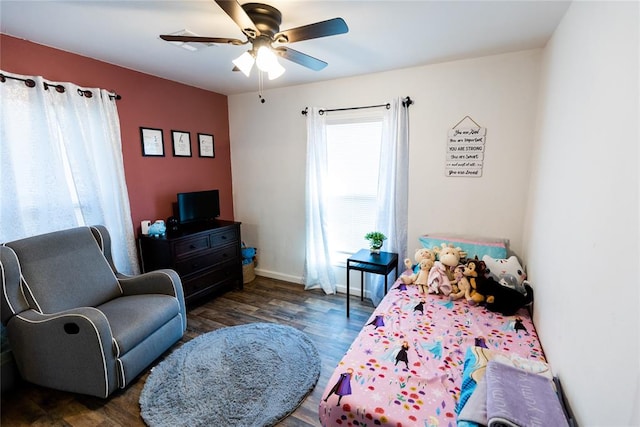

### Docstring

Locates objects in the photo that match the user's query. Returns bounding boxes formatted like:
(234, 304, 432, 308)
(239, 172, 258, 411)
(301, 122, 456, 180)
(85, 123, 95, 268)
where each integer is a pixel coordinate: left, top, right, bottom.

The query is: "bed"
(319, 237, 562, 427)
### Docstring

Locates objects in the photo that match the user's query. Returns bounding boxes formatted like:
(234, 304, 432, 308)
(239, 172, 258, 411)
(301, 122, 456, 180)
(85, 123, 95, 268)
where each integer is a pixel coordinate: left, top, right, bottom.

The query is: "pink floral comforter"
(319, 278, 546, 427)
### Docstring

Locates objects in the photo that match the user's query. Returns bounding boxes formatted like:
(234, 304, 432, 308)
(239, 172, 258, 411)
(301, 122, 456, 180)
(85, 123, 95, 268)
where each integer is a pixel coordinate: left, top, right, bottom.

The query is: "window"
(325, 115, 383, 264)
(304, 98, 409, 298)
(1, 73, 138, 273)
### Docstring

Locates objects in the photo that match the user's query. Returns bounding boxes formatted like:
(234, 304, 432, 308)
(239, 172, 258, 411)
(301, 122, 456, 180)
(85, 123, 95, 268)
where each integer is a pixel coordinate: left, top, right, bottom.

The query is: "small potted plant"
(365, 231, 387, 254)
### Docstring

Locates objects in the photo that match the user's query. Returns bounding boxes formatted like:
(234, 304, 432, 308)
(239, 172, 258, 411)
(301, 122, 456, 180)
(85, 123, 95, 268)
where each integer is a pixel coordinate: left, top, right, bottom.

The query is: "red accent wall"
(0, 34, 234, 233)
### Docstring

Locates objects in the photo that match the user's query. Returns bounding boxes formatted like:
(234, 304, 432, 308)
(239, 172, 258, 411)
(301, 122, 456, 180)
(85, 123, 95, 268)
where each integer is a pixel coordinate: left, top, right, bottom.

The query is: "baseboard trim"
(253, 268, 303, 285)
(252, 269, 368, 298)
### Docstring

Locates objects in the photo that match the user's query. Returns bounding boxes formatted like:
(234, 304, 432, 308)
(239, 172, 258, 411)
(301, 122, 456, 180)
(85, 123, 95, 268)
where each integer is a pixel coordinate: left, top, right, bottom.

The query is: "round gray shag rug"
(139, 322, 320, 427)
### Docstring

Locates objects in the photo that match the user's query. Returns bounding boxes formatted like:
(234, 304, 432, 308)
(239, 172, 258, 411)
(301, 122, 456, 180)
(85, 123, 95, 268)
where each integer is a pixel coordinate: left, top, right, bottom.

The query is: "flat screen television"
(176, 189, 220, 225)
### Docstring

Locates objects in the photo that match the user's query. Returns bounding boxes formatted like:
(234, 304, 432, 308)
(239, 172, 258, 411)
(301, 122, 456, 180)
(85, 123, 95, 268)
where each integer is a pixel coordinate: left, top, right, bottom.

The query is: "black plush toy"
(473, 259, 534, 316)
(484, 281, 533, 316)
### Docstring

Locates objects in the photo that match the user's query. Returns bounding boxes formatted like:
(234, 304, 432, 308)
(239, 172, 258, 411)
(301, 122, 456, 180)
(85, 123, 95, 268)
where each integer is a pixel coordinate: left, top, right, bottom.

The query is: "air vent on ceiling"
(163, 30, 215, 51)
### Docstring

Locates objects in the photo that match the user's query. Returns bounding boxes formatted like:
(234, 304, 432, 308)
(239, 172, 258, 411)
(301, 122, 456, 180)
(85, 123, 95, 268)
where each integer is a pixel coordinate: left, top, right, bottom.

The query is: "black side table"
(346, 249, 399, 317)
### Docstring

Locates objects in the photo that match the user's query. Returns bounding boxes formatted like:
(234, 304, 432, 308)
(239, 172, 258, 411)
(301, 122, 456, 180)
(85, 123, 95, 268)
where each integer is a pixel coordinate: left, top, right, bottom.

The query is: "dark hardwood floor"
(1, 276, 375, 427)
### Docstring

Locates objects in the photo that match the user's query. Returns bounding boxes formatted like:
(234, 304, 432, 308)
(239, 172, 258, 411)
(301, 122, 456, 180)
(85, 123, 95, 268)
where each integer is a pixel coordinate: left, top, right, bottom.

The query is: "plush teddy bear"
(433, 243, 467, 282)
(426, 260, 452, 296)
(401, 248, 436, 284)
(449, 265, 471, 301)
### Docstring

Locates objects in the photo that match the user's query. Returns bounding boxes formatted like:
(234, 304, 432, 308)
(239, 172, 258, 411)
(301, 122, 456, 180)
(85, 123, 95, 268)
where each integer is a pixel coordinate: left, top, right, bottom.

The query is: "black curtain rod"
(319, 102, 390, 115)
(302, 96, 413, 116)
(0, 73, 122, 100)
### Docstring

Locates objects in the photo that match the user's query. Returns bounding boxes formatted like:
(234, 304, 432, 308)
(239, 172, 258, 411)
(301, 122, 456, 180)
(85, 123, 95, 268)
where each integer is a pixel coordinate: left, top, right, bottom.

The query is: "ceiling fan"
(160, 0, 349, 80)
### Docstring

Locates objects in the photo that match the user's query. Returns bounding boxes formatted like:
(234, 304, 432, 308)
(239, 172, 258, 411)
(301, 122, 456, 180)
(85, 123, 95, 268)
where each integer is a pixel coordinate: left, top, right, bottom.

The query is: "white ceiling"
(0, 0, 571, 96)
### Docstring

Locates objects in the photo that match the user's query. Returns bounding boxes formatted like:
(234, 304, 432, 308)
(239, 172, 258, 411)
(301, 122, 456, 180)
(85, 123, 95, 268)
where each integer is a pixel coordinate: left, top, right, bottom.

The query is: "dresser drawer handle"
(221, 236, 227, 240)
(190, 244, 196, 249)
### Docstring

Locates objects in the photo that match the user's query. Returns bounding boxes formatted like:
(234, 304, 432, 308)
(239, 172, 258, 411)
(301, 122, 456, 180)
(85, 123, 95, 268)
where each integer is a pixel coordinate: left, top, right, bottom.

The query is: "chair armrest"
(118, 270, 186, 325)
(6, 307, 118, 398)
(118, 269, 183, 297)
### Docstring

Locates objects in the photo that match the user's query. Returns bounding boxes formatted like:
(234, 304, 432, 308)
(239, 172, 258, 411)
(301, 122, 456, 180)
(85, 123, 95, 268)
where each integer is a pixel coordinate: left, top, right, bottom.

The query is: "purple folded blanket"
(486, 360, 568, 427)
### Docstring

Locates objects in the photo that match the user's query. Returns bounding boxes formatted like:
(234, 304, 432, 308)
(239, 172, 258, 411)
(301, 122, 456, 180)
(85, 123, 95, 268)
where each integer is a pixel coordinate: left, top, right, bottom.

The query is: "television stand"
(138, 220, 242, 306)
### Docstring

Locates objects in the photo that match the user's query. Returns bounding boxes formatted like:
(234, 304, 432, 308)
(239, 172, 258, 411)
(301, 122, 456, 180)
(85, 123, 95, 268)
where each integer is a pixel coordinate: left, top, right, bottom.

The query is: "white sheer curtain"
(369, 97, 410, 305)
(303, 107, 337, 294)
(0, 72, 139, 274)
(303, 98, 410, 301)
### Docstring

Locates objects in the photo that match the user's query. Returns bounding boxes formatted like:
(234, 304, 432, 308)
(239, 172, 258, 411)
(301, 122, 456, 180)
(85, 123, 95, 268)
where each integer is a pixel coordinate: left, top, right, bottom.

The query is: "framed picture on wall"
(171, 130, 192, 157)
(198, 133, 215, 158)
(140, 127, 165, 157)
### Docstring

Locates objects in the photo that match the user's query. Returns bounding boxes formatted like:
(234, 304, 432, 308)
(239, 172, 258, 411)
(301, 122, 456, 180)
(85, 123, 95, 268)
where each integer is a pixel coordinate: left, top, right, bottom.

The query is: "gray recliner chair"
(0, 225, 186, 398)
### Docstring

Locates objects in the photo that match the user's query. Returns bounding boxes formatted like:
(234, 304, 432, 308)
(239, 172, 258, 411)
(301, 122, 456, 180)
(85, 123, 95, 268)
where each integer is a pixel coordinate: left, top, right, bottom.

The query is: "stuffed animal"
(402, 258, 433, 294)
(471, 257, 535, 315)
(449, 265, 471, 301)
(401, 248, 436, 284)
(147, 220, 166, 237)
(449, 264, 464, 287)
(482, 255, 528, 295)
(433, 243, 467, 282)
(414, 259, 433, 294)
(463, 258, 486, 304)
(484, 282, 534, 316)
(426, 260, 452, 296)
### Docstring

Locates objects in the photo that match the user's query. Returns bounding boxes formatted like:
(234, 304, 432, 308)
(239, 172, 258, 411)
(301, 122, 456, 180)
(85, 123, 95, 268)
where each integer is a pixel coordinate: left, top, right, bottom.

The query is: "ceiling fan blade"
(276, 47, 327, 71)
(160, 35, 246, 45)
(274, 18, 348, 43)
(215, 0, 259, 38)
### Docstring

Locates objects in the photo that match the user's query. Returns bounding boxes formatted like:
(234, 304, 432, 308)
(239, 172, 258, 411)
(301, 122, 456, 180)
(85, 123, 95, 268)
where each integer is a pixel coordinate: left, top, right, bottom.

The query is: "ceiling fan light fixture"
(255, 46, 285, 80)
(232, 51, 255, 77)
(267, 60, 285, 80)
(255, 46, 277, 72)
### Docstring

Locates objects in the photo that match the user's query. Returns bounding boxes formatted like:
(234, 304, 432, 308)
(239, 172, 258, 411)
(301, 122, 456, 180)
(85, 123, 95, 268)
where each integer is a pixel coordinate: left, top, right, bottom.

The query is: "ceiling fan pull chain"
(258, 71, 266, 103)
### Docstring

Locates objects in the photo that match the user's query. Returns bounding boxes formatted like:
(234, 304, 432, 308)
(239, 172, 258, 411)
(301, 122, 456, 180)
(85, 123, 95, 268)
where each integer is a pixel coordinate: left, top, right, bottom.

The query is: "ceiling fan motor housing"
(242, 3, 283, 39)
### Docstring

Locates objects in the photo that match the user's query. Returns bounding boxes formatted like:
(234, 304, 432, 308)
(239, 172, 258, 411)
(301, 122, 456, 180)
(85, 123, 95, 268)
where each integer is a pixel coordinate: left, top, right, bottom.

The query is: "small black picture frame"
(140, 127, 165, 157)
(198, 133, 215, 158)
(171, 130, 192, 157)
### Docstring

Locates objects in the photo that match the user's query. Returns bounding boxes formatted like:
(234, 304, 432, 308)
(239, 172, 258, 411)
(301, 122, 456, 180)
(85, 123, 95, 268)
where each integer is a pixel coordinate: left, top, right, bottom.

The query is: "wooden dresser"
(138, 220, 242, 305)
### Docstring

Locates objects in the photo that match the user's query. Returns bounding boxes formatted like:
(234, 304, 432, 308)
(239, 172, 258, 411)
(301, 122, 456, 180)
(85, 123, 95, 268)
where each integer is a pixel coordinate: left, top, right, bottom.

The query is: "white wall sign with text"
(445, 126, 486, 177)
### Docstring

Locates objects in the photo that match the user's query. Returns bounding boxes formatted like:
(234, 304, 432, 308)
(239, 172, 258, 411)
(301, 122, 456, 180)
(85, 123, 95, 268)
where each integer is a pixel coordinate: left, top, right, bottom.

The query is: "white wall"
(229, 49, 541, 286)
(522, 1, 639, 425)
